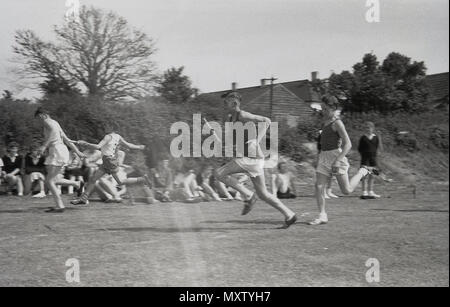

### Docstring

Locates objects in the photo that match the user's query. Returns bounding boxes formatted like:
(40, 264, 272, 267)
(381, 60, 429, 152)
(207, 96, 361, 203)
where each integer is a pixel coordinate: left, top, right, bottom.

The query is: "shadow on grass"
(202, 219, 307, 229)
(0, 207, 81, 214)
(95, 226, 278, 233)
(370, 209, 449, 213)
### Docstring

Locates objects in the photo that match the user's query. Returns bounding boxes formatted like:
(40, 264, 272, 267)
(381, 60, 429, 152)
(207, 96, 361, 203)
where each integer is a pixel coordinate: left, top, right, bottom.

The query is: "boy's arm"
(119, 137, 145, 150)
(334, 120, 352, 162)
(40, 121, 53, 153)
(61, 132, 86, 158)
(358, 136, 363, 153)
(289, 173, 297, 195)
(239, 110, 272, 142)
(78, 135, 110, 151)
(9, 167, 20, 176)
(378, 134, 384, 153)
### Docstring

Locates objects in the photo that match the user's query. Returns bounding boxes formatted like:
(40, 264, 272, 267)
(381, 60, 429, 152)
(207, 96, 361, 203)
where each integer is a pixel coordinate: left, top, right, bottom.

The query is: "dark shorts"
(277, 189, 297, 199)
(101, 156, 120, 175)
(360, 153, 377, 167)
(65, 168, 85, 177)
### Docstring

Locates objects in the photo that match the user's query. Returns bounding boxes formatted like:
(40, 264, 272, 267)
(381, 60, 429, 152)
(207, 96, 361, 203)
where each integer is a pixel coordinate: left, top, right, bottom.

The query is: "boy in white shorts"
(310, 96, 387, 225)
(213, 92, 297, 228)
(35, 108, 86, 212)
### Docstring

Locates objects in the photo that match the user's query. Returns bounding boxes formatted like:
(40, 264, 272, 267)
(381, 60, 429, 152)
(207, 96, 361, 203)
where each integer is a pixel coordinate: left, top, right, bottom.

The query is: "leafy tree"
(381, 52, 428, 111)
(325, 52, 429, 113)
(13, 6, 157, 101)
(156, 66, 197, 104)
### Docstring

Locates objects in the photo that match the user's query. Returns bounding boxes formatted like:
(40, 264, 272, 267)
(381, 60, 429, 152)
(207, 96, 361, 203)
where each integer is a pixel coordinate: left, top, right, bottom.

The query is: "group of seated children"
(1, 141, 299, 203)
(0, 142, 131, 200)
(148, 159, 298, 204)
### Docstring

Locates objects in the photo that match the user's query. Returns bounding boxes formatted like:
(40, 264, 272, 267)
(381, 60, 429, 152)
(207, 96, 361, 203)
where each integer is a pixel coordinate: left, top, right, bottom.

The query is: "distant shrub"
(279, 128, 316, 163)
(429, 126, 449, 151)
(395, 132, 418, 152)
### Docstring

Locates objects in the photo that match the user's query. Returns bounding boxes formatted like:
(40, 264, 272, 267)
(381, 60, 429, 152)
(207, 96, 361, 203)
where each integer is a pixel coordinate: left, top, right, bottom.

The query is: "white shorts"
(235, 157, 265, 178)
(45, 144, 70, 167)
(316, 149, 349, 177)
(30, 172, 45, 181)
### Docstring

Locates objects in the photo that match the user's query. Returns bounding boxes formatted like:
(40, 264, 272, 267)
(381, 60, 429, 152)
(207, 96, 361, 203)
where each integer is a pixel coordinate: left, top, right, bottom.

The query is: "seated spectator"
(225, 173, 249, 201)
(170, 163, 216, 203)
(151, 159, 174, 202)
(24, 144, 47, 198)
(2, 142, 24, 196)
(196, 165, 222, 201)
(65, 148, 85, 195)
(180, 169, 205, 201)
(272, 162, 297, 199)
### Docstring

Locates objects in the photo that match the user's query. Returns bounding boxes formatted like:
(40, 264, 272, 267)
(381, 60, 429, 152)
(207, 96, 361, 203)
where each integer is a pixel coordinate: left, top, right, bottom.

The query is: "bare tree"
(13, 6, 158, 101)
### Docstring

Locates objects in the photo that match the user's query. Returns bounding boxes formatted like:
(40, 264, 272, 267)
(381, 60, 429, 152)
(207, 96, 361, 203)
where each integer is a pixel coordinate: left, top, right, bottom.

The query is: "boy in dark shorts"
(70, 124, 153, 205)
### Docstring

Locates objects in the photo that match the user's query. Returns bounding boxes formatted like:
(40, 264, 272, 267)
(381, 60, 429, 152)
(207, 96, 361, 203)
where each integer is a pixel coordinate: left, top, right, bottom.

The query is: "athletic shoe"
(285, 214, 297, 228)
(241, 193, 257, 215)
(32, 192, 46, 198)
(70, 198, 89, 205)
(369, 191, 381, 198)
(309, 213, 328, 226)
(328, 191, 339, 198)
(372, 170, 393, 182)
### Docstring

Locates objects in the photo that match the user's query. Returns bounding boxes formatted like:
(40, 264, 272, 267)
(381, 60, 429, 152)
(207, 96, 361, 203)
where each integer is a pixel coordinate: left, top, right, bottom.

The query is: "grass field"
(0, 185, 448, 287)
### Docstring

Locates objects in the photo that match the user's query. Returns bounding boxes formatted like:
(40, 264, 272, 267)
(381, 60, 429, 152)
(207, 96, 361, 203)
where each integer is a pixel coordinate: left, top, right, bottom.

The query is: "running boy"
(213, 91, 297, 228)
(310, 96, 386, 225)
(35, 108, 86, 212)
(70, 124, 152, 205)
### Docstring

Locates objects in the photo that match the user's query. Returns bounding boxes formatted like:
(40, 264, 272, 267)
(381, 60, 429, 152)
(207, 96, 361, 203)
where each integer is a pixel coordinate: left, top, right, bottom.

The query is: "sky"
(0, 0, 448, 99)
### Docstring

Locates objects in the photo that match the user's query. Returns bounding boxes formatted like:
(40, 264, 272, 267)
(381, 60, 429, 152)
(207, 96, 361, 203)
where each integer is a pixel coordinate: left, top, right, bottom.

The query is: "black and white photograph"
(0, 0, 448, 290)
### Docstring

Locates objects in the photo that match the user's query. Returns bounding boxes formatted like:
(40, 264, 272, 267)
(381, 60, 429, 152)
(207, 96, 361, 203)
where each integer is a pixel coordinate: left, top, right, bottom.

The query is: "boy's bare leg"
(214, 161, 254, 201)
(250, 175, 296, 220)
(45, 166, 66, 209)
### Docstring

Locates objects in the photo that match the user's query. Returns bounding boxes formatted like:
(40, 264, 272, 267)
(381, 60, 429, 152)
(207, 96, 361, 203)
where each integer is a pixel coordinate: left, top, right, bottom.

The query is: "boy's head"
(278, 161, 288, 173)
(103, 121, 120, 135)
(320, 95, 341, 120)
(7, 142, 19, 155)
(34, 107, 50, 121)
(364, 121, 375, 134)
(222, 91, 242, 114)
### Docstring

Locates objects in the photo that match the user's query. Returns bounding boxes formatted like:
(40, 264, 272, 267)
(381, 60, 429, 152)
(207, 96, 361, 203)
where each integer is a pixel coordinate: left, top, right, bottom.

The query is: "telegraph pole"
(262, 77, 277, 119)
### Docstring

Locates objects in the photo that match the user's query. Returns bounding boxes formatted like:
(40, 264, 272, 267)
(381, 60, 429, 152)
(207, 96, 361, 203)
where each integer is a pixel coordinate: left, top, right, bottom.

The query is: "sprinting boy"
(213, 91, 297, 228)
(310, 96, 388, 225)
(35, 108, 86, 212)
(70, 124, 152, 205)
